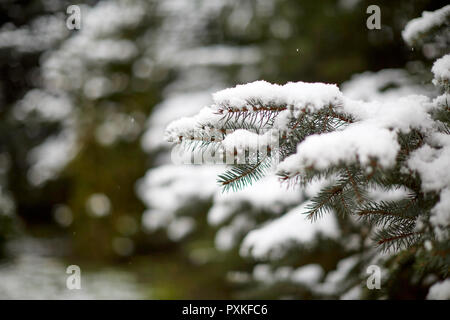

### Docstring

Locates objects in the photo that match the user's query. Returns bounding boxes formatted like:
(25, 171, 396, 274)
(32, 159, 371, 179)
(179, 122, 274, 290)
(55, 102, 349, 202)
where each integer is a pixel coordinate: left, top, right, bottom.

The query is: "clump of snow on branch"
(240, 202, 340, 260)
(341, 69, 435, 102)
(402, 5, 450, 46)
(212, 80, 343, 114)
(208, 175, 300, 225)
(408, 132, 450, 237)
(277, 123, 399, 174)
(142, 92, 213, 152)
(427, 279, 450, 300)
(407, 133, 450, 193)
(277, 93, 431, 177)
(432, 54, 450, 88)
(430, 188, 450, 228)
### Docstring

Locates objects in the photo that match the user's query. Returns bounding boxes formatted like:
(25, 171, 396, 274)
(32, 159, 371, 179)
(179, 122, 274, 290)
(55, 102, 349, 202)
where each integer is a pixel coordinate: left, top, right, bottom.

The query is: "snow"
(341, 69, 434, 102)
(221, 129, 266, 152)
(433, 93, 449, 109)
(251, 263, 323, 287)
(215, 215, 255, 251)
(430, 188, 450, 228)
(303, 176, 337, 198)
(252, 264, 276, 283)
(164, 107, 224, 144)
(141, 209, 174, 231)
(209, 175, 302, 251)
(277, 123, 399, 175)
(277, 94, 432, 177)
(206, 168, 316, 254)
(291, 264, 324, 286)
(341, 95, 433, 133)
(240, 201, 340, 260)
(367, 185, 412, 202)
(166, 82, 436, 178)
(314, 255, 359, 296)
(138, 164, 220, 214)
(208, 175, 300, 225)
(326, 256, 358, 284)
(165, 110, 280, 162)
(162, 75, 447, 262)
(165, 81, 432, 181)
(142, 92, 213, 152)
(162, 72, 449, 277)
(407, 131, 450, 238)
(427, 279, 450, 300)
(402, 5, 450, 45)
(407, 132, 450, 193)
(340, 285, 363, 300)
(167, 217, 196, 241)
(219, 129, 279, 164)
(212, 80, 343, 114)
(431, 54, 450, 86)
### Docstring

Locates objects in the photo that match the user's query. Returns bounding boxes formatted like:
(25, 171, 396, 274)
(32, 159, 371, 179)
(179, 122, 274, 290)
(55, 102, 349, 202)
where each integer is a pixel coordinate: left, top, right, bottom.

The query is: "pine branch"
(344, 167, 364, 203)
(373, 220, 422, 252)
(306, 184, 344, 221)
(216, 99, 287, 130)
(218, 156, 272, 192)
(357, 199, 418, 228)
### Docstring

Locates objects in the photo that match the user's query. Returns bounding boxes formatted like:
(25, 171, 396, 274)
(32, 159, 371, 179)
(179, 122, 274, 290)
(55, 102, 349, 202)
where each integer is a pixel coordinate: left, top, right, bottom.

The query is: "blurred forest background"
(0, 0, 447, 298)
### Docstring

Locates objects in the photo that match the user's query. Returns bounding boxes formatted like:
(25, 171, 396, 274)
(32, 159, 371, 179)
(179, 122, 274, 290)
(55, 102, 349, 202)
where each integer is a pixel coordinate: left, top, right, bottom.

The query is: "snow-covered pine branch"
(402, 5, 450, 48)
(165, 61, 449, 258)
